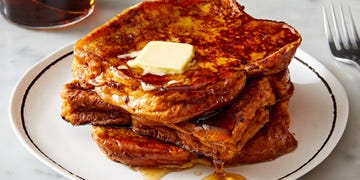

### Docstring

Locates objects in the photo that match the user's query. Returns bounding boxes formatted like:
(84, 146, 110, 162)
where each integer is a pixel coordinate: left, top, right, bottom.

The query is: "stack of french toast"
(61, 0, 301, 170)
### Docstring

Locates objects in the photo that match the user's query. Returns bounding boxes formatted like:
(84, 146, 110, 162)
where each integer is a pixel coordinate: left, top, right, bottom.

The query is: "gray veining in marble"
(1, 0, 359, 179)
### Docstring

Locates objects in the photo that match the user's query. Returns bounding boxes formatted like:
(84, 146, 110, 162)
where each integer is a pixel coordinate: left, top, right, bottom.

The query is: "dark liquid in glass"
(1, 0, 94, 28)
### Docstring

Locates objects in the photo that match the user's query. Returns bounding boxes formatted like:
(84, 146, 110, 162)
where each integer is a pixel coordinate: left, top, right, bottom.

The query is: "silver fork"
(323, 2, 360, 70)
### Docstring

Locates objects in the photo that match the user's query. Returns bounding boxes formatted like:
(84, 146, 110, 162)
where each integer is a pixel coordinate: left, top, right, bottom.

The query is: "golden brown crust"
(132, 70, 293, 161)
(92, 126, 197, 168)
(71, 0, 301, 124)
(63, 69, 295, 162)
(60, 81, 131, 126)
(226, 100, 297, 164)
(91, 100, 297, 167)
(95, 70, 246, 124)
(61, 0, 300, 169)
(133, 78, 275, 160)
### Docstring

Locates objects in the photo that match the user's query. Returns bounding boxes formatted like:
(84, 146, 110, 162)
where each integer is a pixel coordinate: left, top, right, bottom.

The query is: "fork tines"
(323, 2, 360, 50)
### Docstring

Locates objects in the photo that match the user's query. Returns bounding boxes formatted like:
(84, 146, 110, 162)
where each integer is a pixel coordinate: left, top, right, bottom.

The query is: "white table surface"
(1, 0, 359, 179)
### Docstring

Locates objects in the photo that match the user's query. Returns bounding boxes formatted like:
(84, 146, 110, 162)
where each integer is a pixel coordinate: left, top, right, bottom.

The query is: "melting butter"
(127, 41, 195, 76)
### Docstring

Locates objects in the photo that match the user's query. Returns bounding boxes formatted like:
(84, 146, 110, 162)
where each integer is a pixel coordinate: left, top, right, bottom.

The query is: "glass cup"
(0, 0, 95, 29)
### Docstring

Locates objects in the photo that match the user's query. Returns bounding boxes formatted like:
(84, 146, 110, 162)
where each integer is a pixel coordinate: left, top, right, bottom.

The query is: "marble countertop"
(1, 0, 359, 179)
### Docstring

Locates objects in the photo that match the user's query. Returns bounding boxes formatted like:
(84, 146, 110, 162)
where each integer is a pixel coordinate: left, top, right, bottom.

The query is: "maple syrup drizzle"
(195, 114, 245, 180)
(202, 172, 246, 180)
(133, 167, 171, 180)
(202, 160, 246, 180)
(133, 160, 202, 180)
(132, 160, 245, 180)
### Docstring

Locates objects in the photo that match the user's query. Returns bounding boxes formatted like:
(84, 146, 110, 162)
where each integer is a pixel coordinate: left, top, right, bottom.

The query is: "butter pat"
(127, 41, 195, 75)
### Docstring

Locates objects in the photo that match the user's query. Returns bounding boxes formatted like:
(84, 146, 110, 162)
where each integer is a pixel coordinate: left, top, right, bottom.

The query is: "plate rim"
(282, 49, 349, 179)
(8, 43, 78, 179)
(8, 43, 349, 180)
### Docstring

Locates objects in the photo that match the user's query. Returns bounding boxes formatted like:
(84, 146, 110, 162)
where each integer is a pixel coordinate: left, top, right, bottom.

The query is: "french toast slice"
(60, 68, 292, 127)
(61, 69, 293, 161)
(227, 100, 297, 164)
(132, 69, 294, 161)
(91, 126, 198, 168)
(60, 81, 131, 126)
(71, 0, 301, 124)
(91, 100, 296, 167)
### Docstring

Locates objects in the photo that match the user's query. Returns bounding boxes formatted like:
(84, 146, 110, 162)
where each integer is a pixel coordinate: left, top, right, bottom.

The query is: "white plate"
(9, 43, 349, 180)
